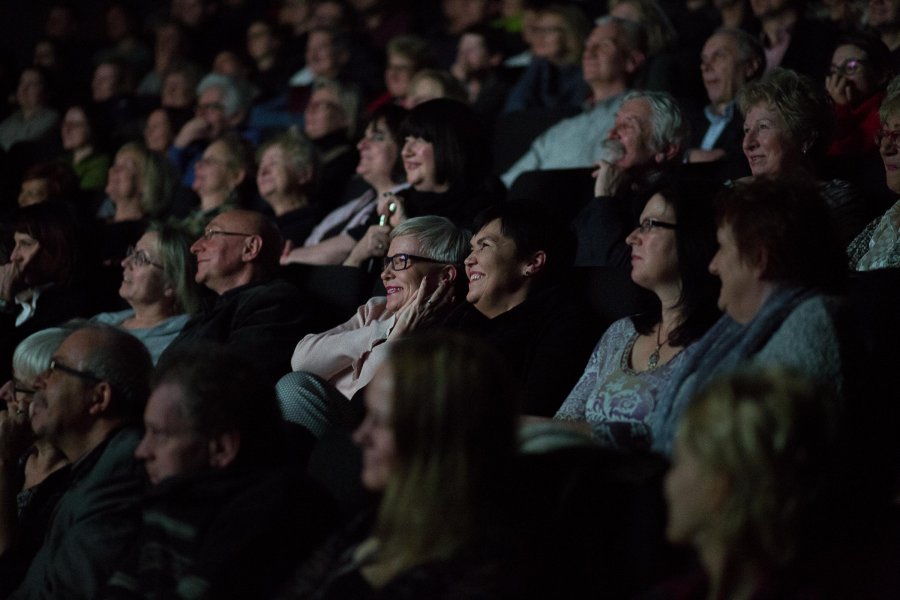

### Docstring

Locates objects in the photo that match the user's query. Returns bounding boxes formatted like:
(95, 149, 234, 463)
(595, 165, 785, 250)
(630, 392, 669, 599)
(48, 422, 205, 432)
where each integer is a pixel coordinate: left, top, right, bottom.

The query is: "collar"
(14, 283, 54, 327)
(704, 100, 735, 124)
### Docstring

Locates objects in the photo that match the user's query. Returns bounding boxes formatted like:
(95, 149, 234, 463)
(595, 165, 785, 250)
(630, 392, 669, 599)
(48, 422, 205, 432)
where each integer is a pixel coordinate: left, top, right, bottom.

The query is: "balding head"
(189, 209, 283, 294)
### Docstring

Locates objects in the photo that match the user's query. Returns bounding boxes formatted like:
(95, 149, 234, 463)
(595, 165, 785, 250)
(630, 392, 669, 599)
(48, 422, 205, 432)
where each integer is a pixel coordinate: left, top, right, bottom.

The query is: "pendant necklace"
(648, 323, 667, 369)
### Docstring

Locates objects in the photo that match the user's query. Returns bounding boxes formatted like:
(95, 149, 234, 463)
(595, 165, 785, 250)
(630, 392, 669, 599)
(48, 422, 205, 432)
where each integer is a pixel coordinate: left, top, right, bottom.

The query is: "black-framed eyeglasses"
(874, 128, 900, 148)
(124, 245, 163, 269)
(382, 253, 442, 271)
(829, 58, 868, 77)
(13, 381, 36, 395)
(635, 219, 677, 234)
(200, 228, 253, 242)
(48, 359, 102, 383)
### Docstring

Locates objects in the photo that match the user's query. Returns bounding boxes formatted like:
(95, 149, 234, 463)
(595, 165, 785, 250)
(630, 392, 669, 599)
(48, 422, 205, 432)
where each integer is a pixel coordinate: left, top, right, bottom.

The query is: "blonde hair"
(365, 333, 519, 587)
(678, 368, 839, 569)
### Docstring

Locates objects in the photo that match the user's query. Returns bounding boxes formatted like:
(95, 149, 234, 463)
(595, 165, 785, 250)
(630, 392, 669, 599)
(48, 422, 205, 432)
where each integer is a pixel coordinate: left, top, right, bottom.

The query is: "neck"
(711, 99, 732, 116)
(370, 177, 398, 196)
(57, 421, 120, 464)
(128, 301, 176, 327)
(112, 197, 144, 222)
(211, 269, 258, 296)
(735, 280, 777, 325)
(701, 544, 765, 600)
(589, 80, 627, 104)
(201, 191, 231, 212)
(476, 288, 530, 320)
(266, 192, 308, 216)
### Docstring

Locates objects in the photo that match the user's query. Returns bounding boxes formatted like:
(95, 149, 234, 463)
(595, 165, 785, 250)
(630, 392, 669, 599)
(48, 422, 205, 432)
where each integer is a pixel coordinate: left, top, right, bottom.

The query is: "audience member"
(143, 107, 191, 155)
(91, 222, 202, 363)
(501, 16, 648, 187)
(869, 0, 900, 70)
(0, 67, 59, 152)
(280, 216, 468, 437)
(159, 63, 203, 110)
(246, 19, 292, 102)
(685, 27, 764, 177)
(0, 202, 94, 382)
(257, 130, 323, 245)
(848, 78, 900, 269)
(446, 202, 598, 416)
(502, 3, 589, 114)
(284, 104, 409, 265)
(277, 333, 519, 597)
(58, 103, 110, 194)
(738, 67, 869, 244)
(649, 175, 847, 455)
(135, 20, 189, 98)
(6, 324, 152, 599)
(751, 0, 836, 79)
(102, 344, 337, 598)
(0, 328, 72, 596)
(161, 209, 323, 387)
(554, 174, 721, 452)
(400, 68, 468, 108)
(826, 30, 894, 156)
(574, 90, 690, 268)
(450, 24, 511, 123)
(14, 162, 78, 210)
(367, 34, 434, 112)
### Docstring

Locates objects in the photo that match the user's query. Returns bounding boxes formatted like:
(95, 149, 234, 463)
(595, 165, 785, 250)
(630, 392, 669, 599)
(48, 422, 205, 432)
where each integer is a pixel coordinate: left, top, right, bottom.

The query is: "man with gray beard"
(574, 90, 689, 267)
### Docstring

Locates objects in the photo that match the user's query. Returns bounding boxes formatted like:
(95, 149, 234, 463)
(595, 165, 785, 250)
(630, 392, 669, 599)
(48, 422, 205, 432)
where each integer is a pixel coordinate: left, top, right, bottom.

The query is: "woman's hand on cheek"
(391, 277, 454, 338)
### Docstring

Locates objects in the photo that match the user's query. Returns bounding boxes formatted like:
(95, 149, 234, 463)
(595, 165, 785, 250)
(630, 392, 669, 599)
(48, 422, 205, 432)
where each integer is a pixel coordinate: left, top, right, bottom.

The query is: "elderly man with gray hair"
(575, 89, 691, 267)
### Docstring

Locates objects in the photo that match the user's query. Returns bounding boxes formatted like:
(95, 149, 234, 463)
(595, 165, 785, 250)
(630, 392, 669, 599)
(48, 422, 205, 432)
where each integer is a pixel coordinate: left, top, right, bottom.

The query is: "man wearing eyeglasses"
(159, 209, 323, 387)
(7, 324, 152, 600)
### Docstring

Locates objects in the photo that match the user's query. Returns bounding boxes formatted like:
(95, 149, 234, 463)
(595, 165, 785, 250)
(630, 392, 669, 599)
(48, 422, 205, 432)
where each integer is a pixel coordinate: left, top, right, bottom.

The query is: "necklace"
(647, 323, 667, 369)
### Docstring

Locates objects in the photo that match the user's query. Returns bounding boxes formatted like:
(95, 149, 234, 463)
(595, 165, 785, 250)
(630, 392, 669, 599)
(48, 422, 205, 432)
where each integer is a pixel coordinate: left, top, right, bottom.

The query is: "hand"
(592, 159, 625, 197)
(825, 73, 855, 106)
(686, 148, 726, 163)
(377, 193, 406, 227)
(0, 262, 22, 302)
(391, 277, 455, 338)
(280, 239, 296, 266)
(343, 225, 391, 267)
(173, 116, 212, 148)
(0, 407, 34, 467)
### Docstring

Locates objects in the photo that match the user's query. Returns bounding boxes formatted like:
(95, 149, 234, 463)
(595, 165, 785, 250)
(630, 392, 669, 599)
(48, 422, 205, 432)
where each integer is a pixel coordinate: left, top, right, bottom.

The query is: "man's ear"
(230, 167, 247, 188)
(524, 250, 547, 277)
(241, 234, 263, 263)
(295, 165, 314, 188)
(87, 381, 113, 417)
(207, 430, 241, 469)
(749, 245, 769, 280)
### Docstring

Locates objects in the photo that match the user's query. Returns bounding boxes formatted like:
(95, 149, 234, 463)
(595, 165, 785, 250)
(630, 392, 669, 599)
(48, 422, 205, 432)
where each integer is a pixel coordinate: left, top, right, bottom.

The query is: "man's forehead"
(618, 99, 650, 120)
(704, 33, 737, 54)
(590, 23, 623, 45)
(211, 212, 252, 232)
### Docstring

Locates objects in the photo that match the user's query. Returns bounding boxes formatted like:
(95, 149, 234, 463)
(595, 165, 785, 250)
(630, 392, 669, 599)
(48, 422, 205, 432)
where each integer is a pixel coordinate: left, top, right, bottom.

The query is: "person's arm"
(281, 233, 357, 266)
(553, 337, 604, 422)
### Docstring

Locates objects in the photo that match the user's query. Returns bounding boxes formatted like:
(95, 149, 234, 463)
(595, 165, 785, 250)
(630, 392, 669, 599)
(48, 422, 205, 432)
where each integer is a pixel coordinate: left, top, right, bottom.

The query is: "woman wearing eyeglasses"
(825, 31, 893, 157)
(552, 175, 720, 452)
(0, 328, 72, 595)
(278, 216, 468, 437)
(90, 222, 203, 363)
(848, 79, 900, 270)
(648, 175, 847, 456)
(738, 67, 869, 245)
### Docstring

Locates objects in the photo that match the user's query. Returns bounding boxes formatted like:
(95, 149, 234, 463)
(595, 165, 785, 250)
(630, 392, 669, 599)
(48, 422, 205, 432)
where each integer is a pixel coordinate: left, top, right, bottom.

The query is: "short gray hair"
(13, 328, 73, 382)
(312, 77, 360, 137)
(622, 89, 689, 155)
(391, 216, 469, 264)
(196, 73, 250, 118)
(594, 15, 648, 55)
(713, 27, 765, 81)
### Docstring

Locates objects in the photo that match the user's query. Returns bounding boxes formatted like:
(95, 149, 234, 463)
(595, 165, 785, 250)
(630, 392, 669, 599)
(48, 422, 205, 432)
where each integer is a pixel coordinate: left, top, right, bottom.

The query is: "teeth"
(469, 274, 483, 281)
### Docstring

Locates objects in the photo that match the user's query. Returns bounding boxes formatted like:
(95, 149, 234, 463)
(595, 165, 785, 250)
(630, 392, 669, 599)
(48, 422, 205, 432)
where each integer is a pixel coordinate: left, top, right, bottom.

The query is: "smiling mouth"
(385, 286, 401, 295)
(468, 273, 484, 282)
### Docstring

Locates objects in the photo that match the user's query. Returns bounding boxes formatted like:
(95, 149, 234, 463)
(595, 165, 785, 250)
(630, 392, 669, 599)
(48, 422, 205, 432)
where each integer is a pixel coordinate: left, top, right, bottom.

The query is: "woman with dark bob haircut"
(445, 200, 598, 416)
(343, 98, 504, 269)
(648, 174, 847, 454)
(554, 173, 721, 452)
(0, 202, 95, 380)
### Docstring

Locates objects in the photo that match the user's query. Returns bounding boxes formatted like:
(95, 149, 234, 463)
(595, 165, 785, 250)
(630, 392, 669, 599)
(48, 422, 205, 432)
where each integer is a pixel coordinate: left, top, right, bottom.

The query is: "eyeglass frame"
(48, 358, 103, 384)
(200, 228, 254, 242)
(382, 253, 443, 272)
(828, 58, 868, 77)
(124, 245, 163, 269)
(634, 218, 677, 234)
(874, 128, 900, 149)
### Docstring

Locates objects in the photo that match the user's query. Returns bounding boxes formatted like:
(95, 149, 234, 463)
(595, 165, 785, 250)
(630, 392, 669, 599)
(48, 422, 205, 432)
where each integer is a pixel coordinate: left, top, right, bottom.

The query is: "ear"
(207, 430, 241, 469)
(743, 56, 762, 81)
(241, 234, 263, 263)
(230, 167, 247, 188)
(295, 165, 314, 188)
(440, 264, 458, 283)
(749, 245, 769, 280)
(523, 250, 547, 277)
(656, 143, 682, 163)
(625, 50, 646, 75)
(87, 381, 113, 417)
